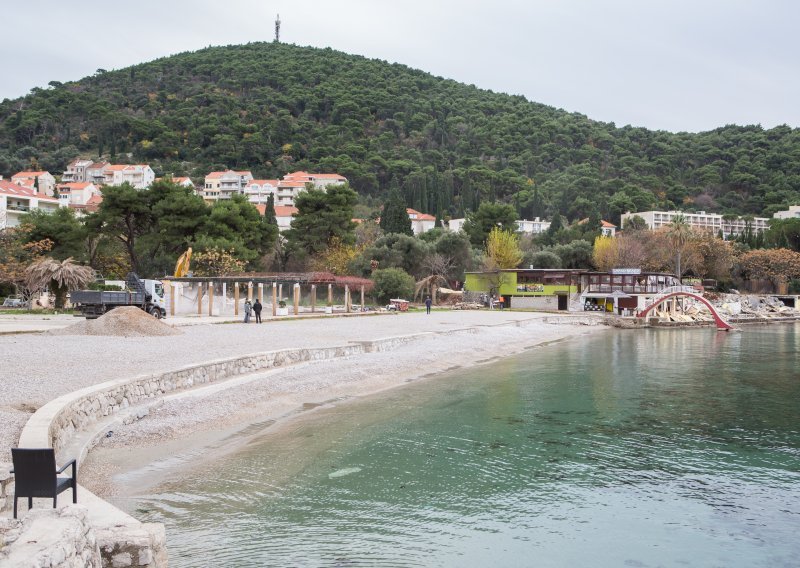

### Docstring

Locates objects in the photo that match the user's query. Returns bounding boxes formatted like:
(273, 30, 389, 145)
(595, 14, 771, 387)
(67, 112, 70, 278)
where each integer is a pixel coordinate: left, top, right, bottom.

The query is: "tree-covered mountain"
(1, 42, 799, 224)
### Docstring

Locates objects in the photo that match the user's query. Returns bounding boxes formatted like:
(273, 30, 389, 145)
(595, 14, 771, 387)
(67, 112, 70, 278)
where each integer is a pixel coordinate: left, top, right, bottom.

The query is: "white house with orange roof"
(245, 179, 279, 204)
(70, 194, 103, 216)
(11, 171, 56, 196)
(0, 180, 61, 229)
(255, 204, 298, 232)
(85, 161, 109, 185)
(57, 182, 102, 207)
(102, 164, 155, 189)
(276, 171, 348, 206)
(600, 220, 617, 237)
(407, 208, 437, 235)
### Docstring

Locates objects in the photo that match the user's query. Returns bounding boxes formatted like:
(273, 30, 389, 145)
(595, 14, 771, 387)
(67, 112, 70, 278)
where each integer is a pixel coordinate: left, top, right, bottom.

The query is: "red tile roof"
(601, 220, 617, 228)
(407, 208, 436, 221)
(274, 206, 298, 217)
(12, 171, 50, 178)
(60, 182, 94, 190)
(312, 173, 346, 180)
(0, 180, 59, 201)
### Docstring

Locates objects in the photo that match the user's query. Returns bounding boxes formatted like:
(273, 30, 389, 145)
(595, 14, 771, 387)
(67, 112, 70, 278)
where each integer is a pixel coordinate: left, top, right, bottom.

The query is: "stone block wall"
(0, 507, 101, 567)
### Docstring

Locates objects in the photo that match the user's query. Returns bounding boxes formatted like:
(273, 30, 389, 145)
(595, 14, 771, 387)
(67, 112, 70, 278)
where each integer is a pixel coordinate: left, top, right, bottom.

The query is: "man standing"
(425, 295, 432, 315)
(253, 299, 263, 323)
(243, 300, 252, 323)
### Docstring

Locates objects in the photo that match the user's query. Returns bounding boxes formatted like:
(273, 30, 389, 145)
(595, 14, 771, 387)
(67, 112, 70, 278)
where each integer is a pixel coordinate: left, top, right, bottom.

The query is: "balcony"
(6, 204, 30, 212)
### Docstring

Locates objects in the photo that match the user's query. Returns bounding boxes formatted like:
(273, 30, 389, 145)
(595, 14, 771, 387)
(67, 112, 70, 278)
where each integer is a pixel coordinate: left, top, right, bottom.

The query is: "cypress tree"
(380, 187, 413, 236)
(265, 194, 277, 225)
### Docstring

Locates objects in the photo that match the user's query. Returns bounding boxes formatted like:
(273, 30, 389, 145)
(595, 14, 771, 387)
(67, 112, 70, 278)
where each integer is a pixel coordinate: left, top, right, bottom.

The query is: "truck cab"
(143, 279, 167, 318)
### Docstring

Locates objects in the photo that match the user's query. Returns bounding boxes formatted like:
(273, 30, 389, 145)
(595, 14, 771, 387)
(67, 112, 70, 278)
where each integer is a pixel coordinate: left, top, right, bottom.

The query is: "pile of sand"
(49, 306, 182, 337)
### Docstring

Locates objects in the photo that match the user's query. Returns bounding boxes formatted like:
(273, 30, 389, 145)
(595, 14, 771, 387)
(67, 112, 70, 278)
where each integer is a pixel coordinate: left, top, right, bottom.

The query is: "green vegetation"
(2, 42, 799, 226)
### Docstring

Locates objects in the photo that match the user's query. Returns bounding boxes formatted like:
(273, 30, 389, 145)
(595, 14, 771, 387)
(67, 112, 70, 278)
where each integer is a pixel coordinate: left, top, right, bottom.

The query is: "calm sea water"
(117, 326, 800, 567)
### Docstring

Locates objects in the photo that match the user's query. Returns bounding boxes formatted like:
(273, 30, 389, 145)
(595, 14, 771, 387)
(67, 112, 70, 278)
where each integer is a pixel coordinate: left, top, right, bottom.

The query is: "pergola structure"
(161, 273, 373, 317)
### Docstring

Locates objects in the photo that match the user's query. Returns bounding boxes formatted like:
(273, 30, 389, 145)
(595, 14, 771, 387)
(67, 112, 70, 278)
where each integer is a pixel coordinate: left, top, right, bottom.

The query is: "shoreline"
(77, 318, 606, 502)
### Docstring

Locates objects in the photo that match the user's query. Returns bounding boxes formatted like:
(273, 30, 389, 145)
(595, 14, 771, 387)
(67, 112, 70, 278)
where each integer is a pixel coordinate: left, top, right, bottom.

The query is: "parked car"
(2, 297, 24, 308)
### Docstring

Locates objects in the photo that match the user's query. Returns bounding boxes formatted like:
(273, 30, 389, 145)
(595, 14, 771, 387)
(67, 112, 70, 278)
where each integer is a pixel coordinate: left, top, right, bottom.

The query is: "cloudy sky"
(3, 0, 797, 133)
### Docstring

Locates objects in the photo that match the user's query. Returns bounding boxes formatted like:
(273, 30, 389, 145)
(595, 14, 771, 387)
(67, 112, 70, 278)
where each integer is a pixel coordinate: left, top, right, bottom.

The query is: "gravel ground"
(0, 311, 602, 462)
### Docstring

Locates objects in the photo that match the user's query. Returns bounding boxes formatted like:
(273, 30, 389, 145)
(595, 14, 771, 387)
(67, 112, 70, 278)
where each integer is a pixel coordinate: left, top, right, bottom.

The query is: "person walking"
(425, 295, 432, 315)
(243, 300, 252, 323)
(253, 299, 263, 323)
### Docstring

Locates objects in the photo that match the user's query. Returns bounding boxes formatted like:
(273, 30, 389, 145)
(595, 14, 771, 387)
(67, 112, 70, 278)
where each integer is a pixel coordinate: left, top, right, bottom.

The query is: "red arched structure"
(638, 292, 733, 331)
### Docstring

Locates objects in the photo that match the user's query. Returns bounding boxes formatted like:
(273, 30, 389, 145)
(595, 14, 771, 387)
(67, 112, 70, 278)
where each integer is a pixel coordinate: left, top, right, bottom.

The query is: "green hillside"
(1, 42, 799, 223)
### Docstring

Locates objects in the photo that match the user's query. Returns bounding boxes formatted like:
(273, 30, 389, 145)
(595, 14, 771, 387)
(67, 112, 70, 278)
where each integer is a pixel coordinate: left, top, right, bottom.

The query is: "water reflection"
(118, 326, 800, 567)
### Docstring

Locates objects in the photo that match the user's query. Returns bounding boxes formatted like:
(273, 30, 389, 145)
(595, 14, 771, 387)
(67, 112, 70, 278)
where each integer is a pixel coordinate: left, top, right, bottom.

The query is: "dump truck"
(70, 273, 167, 319)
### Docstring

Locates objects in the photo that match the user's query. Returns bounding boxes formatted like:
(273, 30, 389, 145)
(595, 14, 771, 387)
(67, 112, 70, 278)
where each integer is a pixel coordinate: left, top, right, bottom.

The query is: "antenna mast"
(274, 14, 281, 43)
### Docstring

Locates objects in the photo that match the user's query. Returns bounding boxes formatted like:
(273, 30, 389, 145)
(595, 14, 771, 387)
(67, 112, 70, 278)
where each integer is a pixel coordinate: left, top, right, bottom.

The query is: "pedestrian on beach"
(425, 295, 432, 315)
(253, 299, 263, 323)
(243, 300, 252, 323)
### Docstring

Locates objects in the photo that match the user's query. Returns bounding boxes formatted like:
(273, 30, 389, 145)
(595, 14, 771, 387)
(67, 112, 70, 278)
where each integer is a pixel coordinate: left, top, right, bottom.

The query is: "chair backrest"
(11, 448, 57, 496)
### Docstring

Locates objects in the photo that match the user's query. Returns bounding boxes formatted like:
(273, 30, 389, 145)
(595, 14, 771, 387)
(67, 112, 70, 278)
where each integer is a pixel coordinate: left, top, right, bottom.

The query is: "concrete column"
(311, 285, 316, 313)
(279, 284, 283, 302)
(257, 283, 263, 304)
(234, 282, 239, 316)
(293, 283, 300, 316)
(328, 284, 333, 306)
(345, 285, 350, 313)
(197, 283, 203, 315)
(208, 281, 214, 316)
(247, 282, 253, 302)
(221, 282, 227, 314)
(272, 282, 277, 316)
(360, 285, 365, 312)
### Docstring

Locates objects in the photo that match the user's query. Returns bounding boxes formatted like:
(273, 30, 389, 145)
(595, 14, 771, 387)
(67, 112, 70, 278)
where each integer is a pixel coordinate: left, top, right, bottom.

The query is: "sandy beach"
(0, 310, 605, 502)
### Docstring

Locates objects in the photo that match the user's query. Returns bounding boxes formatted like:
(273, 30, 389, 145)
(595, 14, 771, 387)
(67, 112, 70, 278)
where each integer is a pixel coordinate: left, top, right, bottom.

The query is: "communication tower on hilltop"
(275, 14, 281, 43)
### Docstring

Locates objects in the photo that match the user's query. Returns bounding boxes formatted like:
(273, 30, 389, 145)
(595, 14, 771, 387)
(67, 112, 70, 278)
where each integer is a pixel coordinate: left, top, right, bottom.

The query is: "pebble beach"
(0, 310, 605, 498)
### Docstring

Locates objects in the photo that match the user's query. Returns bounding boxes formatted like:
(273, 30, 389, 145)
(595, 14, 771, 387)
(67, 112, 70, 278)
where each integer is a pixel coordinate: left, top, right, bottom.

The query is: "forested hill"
(1, 42, 799, 224)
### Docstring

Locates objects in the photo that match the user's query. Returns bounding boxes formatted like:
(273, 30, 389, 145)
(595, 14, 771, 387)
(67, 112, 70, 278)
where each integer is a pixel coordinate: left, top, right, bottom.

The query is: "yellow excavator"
(174, 247, 192, 277)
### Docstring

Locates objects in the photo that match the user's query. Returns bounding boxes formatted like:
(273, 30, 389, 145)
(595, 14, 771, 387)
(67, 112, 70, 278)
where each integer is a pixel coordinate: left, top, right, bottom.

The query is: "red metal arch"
(638, 292, 733, 331)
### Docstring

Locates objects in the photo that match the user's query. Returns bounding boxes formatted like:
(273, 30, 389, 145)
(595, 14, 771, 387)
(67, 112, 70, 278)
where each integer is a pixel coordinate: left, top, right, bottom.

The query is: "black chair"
(10, 448, 77, 519)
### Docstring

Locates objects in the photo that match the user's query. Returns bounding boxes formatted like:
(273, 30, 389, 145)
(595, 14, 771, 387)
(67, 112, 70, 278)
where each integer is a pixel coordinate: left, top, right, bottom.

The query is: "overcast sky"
(3, 0, 798, 133)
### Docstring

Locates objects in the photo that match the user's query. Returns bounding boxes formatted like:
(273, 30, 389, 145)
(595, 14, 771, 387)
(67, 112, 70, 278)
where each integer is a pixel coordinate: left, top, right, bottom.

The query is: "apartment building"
(202, 170, 254, 201)
(57, 182, 102, 207)
(620, 210, 769, 238)
(62, 159, 95, 183)
(102, 164, 155, 189)
(10, 171, 56, 196)
(244, 179, 279, 204)
(516, 218, 552, 234)
(773, 206, 800, 220)
(0, 180, 61, 229)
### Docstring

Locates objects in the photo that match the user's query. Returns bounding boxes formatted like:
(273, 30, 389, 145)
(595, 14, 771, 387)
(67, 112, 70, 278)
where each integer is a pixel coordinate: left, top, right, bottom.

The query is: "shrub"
(372, 268, 415, 304)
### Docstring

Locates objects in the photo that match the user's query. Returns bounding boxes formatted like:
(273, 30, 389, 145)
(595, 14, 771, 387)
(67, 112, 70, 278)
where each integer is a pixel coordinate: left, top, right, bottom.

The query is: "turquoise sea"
(118, 326, 800, 567)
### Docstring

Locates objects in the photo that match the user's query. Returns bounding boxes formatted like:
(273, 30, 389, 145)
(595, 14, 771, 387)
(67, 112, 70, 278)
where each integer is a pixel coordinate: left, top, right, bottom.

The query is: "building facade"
(57, 182, 102, 207)
(773, 206, 800, 220)
(465, 268, 682, 314)
(11, 171, 57, 196)
(0, 180, 61, 229)
(621, 210, 769, 238)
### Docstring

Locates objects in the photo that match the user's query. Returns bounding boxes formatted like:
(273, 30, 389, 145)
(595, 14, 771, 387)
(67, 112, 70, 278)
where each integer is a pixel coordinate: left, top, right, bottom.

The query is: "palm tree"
(667, 214, 692, 279)
(25, 257, 95, 308)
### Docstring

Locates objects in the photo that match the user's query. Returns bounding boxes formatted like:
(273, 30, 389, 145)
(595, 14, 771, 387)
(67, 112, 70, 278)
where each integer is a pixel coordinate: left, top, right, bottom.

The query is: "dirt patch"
(47, 306, 182, 337)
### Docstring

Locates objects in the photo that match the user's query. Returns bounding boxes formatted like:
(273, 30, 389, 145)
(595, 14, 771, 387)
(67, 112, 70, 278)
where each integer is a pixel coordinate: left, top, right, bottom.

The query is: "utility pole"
(274, 14, 281, 43)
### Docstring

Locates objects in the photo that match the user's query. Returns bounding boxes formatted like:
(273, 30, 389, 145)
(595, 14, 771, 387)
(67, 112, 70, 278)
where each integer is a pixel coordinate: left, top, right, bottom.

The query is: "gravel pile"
(48, 307, 182, 337)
